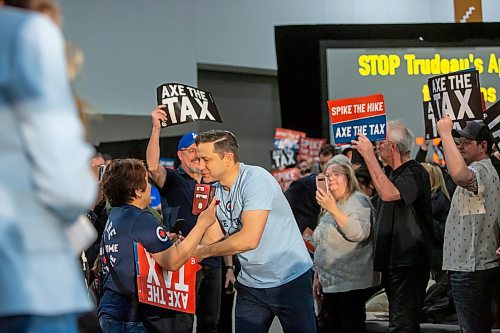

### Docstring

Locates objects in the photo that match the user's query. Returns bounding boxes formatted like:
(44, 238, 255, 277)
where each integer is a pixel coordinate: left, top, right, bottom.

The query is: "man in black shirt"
(352, 120, 433, 332)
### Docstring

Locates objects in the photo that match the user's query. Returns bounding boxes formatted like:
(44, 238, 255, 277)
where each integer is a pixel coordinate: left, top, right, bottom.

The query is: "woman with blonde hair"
(313, 160, 380, 333)
(421, 162, 451, 281)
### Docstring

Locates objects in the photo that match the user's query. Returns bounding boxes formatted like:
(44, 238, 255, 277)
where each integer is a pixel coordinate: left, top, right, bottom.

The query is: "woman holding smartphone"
(313, 160, 380, 333)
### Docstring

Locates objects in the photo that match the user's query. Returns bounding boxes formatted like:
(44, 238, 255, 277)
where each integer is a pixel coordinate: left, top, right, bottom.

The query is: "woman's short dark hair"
(195, 130, 239, 162)
(102, 158, 147, 207)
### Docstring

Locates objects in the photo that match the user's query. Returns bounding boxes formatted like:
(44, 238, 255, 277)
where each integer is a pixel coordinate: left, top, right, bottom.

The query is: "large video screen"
(322, 41, 500, 142)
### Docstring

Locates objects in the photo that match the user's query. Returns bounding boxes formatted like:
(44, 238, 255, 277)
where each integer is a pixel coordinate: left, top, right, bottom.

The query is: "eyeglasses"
(180, 148, 197, 154)
(324, 172, 345, 180)
(376, 140, 396, 151)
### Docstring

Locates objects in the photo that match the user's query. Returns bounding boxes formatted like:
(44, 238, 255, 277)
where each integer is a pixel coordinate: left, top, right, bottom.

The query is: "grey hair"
(387, 120, 414, 156)
(323, 161, 361, 200)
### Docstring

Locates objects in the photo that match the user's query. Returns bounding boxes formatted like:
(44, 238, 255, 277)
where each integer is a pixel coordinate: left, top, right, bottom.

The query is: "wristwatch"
(225, 265, 235, 270)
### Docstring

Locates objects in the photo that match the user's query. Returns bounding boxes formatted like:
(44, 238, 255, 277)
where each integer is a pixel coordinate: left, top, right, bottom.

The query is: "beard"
(188, 159, 201, 174)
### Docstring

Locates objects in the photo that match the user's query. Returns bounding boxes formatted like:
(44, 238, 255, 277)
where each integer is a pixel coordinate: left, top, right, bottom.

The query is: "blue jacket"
(0, 8, 96, 316)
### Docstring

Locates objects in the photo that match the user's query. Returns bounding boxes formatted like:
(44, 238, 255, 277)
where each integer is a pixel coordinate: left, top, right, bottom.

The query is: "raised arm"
(146, 105, 168, 188)
(352, 134, 401, 202)
(437, 116, 474, 187)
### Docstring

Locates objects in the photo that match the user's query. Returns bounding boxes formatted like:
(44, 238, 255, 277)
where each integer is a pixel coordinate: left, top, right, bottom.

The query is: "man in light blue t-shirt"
(195, 130, 315, 333)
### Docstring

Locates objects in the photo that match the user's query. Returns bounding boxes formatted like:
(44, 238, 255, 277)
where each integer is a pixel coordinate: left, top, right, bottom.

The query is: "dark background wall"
(275, 23, 500, 140)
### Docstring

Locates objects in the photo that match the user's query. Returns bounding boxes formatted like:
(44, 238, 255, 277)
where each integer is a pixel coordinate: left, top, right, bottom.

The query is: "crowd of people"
(1, 2, 500, 333)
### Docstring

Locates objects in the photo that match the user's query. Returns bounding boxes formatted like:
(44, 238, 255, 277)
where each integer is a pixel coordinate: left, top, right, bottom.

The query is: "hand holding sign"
(151, 105, 168, 129)
(135, 243, 200, 314)
(427, 69, 482, 135)
(351, 134, 375, 160)
(156, 83, 222, 127)
(436, 115, 454, 139)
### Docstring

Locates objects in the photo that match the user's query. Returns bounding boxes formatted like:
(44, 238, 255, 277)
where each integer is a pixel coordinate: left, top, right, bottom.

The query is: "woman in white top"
(313, 160, 380, 333)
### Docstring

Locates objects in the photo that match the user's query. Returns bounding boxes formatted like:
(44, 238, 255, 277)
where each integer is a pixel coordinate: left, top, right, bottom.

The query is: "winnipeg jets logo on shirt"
(156, 226, 169, 242)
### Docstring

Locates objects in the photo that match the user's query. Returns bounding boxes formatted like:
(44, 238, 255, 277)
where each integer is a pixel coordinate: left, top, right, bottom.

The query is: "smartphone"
(226, 281, 234, 294)
(171, 219, 185, 235)
(192, 184, 215, 215)
(98, 164, 107, 182)
(316, 174, 328, 193)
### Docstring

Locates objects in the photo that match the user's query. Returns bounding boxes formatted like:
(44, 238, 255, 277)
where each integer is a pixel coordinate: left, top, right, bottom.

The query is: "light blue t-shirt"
(215, 163, 312, 288)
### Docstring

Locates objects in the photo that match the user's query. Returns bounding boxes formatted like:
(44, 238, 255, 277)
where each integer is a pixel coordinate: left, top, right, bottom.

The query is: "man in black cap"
(147, 106, 228, 333)
(437, 116, 500, 333)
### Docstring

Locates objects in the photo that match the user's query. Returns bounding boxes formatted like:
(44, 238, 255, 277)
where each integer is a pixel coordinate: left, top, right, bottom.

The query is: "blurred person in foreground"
(352, 120, 433, 332)
(437, 118, 500, 333)
(0, 3, 97, 333)
(313, 160, 380, 332)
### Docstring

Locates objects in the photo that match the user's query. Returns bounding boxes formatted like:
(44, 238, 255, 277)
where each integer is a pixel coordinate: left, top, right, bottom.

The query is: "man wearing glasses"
(352, 120, 433, 332)
(147, 106, 226, 333)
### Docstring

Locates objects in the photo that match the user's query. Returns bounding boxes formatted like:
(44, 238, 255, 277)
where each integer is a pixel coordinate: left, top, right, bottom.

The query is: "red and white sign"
(273, 128, 306, 150)
(134, 242, 201, 313)
(328, 94, 387, 144)
(298, 137, 327, 161)
(272, 167, 300, 192)
(302, 227, 315, 254)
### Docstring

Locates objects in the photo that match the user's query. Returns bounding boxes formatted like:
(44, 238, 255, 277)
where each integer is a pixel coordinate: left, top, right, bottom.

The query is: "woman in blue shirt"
(98, 159, 217, 333)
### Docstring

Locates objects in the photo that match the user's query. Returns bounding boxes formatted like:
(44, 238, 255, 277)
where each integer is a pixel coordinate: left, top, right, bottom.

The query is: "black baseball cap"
(452, 121, 491, 142)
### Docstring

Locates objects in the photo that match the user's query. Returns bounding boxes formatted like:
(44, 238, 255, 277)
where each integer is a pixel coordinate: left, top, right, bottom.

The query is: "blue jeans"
(234, 270, 316, 333)
(99, 314, 146, 333)
(449, 267, 500, 333)
(0, 314, 78, 333)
